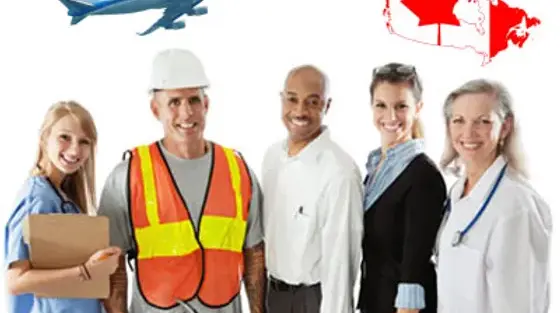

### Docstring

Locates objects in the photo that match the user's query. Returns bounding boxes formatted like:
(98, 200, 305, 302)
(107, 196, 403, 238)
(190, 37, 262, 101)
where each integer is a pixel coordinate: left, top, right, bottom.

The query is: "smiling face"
(371, 81, 422, 148)
(151, 87, 209, 145)
(281, 67, 330, 144)
(448, 92, 511, 167)
(43, 114, 92, 180)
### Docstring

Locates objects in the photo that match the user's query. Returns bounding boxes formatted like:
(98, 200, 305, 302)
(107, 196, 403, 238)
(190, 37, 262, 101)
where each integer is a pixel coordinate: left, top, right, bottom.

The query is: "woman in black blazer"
(356, 63, 447, 313)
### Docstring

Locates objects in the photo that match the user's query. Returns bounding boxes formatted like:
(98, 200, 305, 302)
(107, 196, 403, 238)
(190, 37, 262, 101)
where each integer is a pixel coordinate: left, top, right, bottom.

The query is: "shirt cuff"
(394, 283, 425, 309)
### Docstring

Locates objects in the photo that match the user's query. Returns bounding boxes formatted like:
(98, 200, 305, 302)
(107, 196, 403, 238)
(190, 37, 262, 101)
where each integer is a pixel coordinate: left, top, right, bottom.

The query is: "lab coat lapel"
(452, 155, 507, 206)
(449, 177, 466, 204)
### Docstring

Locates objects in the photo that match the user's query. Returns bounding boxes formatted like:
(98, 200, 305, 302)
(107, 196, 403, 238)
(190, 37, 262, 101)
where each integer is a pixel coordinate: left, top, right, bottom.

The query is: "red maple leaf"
(401, 0, 461, 45)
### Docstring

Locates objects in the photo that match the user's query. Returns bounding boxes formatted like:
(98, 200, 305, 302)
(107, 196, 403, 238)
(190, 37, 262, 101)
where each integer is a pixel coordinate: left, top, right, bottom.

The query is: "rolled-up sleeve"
(395, 283, 425, 308)
(319, 170, 364, 313)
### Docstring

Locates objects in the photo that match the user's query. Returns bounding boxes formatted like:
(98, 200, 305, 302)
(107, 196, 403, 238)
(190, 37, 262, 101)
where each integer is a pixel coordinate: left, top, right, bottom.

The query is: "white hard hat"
(148, 48, 210, 91)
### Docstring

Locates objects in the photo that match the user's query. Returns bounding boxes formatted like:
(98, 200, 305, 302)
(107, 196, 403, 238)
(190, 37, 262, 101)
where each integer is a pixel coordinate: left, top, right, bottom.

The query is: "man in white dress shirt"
(261, 65, 364, 313)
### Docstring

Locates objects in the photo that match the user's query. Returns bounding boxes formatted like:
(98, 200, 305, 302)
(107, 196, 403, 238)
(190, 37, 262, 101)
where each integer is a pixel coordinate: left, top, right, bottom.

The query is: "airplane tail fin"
(58, 0, 93, 17)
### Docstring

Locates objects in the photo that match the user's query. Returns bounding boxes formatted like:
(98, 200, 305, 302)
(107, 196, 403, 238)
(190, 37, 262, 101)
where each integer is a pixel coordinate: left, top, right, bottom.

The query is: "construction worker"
(261, 65, 364, 313)
(97, 48, 266, 313)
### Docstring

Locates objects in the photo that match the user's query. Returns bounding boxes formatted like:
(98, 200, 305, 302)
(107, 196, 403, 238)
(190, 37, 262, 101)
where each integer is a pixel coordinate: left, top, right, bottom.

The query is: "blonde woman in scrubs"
(434, 79, 552, 313)
(4, 101, 121, 313)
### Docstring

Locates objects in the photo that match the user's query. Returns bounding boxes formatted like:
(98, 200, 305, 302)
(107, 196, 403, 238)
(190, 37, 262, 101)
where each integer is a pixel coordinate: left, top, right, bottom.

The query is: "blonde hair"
(439, 79, 527, 177)
(31, 101, 98, 214)
(411, 119, 424, 139)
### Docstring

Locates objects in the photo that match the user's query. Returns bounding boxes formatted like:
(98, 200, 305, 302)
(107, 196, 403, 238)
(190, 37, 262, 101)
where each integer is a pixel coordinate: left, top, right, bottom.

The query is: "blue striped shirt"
(363, 139, 426, 309)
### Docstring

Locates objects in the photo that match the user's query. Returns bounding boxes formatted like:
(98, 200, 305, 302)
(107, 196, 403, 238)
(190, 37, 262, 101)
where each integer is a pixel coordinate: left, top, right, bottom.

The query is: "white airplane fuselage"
(84, 0, 174, 15)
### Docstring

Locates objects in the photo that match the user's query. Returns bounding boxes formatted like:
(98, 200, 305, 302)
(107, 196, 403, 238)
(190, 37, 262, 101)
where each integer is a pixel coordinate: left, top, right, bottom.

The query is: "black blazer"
(357, 153, 446, 313)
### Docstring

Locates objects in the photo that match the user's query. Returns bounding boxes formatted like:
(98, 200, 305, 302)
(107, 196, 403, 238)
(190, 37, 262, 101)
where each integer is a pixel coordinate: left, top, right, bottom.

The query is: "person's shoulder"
(210, 141, 252, 168)
(210, 141, 259, 173)
(502, 169, 552, 229)
(321, 140, 361, 179)
(25, 176, 59, 204)
(213, 142, 251, 161)
(258, 139, 286, 172)
(409, 152, 439, 171)
(104, 158, 130, 182)
(262, 139, 285, 159)
(113, 159, 130, 175)
(9, 176, 60, 218)
(504, 168, 540, 197)
(97, 158, 130, 205)
(408, 153, 445, 181)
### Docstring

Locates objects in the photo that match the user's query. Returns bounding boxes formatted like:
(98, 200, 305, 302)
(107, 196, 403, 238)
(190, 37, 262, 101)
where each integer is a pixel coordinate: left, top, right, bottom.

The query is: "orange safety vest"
(126, 141, 252, 309)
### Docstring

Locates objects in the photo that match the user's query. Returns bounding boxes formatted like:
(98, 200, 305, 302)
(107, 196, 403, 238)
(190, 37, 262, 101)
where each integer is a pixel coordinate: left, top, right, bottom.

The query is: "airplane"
(57, 0, 208, 36)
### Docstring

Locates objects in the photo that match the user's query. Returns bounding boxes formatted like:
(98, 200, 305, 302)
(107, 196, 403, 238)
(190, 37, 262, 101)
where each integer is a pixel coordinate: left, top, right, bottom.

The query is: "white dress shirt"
(261, 127, 364, 313)
(435, 155, 552, 313)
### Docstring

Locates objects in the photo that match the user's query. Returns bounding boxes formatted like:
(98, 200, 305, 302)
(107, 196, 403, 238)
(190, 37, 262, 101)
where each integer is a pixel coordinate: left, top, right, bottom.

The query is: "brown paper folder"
(22, 213, 110, 299)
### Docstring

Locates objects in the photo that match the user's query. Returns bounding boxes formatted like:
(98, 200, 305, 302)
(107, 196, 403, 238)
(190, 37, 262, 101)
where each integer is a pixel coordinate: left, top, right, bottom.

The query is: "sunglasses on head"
(372, 64, 416, 77)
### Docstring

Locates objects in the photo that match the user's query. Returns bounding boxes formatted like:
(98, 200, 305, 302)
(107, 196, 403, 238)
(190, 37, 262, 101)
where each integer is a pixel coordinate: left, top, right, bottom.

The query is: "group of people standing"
(4, 48, 552, 313)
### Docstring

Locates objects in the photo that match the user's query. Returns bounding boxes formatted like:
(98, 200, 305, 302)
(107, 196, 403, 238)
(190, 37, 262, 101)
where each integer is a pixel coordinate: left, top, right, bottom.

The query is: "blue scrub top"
(4, 176, 104, 313)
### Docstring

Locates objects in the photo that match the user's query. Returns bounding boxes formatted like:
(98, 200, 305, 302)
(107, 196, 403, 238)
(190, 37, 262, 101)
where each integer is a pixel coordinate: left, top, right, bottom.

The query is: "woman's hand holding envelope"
(84, 246, 122, 279)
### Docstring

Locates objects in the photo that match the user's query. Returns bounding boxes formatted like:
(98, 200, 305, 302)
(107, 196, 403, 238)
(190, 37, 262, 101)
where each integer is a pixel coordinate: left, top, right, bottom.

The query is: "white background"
(0, 0, 558, 311)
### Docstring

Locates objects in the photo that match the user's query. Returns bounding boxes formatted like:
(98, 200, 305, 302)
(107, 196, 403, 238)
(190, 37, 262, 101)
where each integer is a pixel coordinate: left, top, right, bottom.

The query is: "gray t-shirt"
(97, 141, 264, 313)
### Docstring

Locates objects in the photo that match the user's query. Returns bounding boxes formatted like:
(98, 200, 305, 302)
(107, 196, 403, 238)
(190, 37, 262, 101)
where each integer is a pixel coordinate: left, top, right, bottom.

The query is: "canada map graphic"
(384, 0, 541, 65)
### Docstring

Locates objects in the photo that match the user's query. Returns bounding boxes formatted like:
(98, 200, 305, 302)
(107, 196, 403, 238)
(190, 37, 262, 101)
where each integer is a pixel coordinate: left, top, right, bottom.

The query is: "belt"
(268, 276, 318, 292)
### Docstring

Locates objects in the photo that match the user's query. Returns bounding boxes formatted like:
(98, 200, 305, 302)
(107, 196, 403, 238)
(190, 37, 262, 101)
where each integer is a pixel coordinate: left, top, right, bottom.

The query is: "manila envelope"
(22, 213, 110, 299)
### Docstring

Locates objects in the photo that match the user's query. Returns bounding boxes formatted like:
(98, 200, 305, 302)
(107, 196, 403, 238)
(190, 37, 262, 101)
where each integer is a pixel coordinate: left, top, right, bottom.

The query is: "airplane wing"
(137, 5, 184, 36)
(137, 1, 208, 36)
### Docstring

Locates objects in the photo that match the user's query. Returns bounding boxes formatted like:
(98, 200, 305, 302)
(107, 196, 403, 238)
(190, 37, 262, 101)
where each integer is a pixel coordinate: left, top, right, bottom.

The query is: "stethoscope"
(44, 176, 78, 214)
(442, 163, 508, 248)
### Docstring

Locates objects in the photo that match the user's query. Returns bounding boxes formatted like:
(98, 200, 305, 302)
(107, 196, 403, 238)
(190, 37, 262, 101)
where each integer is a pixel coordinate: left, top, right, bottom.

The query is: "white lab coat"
(435, 155, 552, 313)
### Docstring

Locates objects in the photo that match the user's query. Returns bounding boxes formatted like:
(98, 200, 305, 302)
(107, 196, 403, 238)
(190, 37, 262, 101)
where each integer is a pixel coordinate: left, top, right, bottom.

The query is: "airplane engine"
(190, 7, 208, 15)
(165, 21, 186, 30)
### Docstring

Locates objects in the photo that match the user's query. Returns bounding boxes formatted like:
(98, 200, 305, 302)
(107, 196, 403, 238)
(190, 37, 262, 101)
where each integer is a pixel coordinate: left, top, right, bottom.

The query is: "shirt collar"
(366, 139, 425, 173)
(281, 125, 331, 163)
(451, 154, 507, 203)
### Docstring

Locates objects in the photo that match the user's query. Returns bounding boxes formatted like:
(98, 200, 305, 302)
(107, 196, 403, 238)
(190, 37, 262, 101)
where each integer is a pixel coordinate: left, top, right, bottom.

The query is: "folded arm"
(7, 260, 84, 295)
(5, 196, 88, 296)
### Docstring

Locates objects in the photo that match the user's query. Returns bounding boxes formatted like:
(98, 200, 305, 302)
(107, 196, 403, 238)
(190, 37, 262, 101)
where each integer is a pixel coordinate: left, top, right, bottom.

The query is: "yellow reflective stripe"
(223, 148, 243, 220)
(136, 216, 246, 258)
(134, 145, 248, 259)
(138, 145, 159, 226)
(135, 221, 198, 259)
(199, 216, 247, 252)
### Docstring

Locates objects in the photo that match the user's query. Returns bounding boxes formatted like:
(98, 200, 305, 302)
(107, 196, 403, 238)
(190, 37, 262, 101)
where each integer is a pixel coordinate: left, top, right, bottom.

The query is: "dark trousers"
(266, 276, 322, 313)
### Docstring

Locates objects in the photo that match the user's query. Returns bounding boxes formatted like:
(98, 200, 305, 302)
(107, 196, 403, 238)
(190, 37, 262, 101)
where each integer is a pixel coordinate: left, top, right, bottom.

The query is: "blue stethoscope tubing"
(444, 163, 508, 247)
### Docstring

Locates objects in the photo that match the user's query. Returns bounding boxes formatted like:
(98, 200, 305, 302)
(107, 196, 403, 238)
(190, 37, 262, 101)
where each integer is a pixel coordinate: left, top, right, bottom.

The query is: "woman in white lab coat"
(434, 78, 552, 313)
